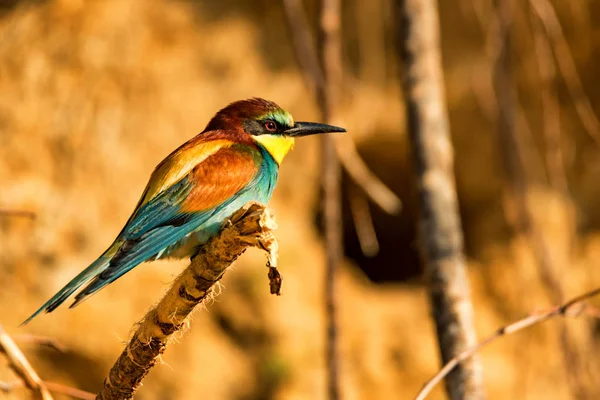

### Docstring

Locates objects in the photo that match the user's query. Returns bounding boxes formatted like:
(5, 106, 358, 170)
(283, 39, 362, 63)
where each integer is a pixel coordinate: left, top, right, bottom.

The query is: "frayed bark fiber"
(96, 202, 279, 400)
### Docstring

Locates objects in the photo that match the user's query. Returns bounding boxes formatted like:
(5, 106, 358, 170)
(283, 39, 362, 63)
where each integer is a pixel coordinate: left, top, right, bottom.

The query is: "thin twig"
(398, 0, 485, 398)
(0, 209, 36, 219)
(13, 334, 68, 353)
(45, 382, 95, 400)
(96, 202, 279, 400)
(319, 1, 343, 398)
(282, 0, 325, 93)
(334, 135, 401, 214)
(0, 380, 20, 393)
(529, 0, 600, 147)
(530, 5, 568, 195)
(0, 325, 53, 400)
(415, 287, 600, 400)
(493, 1, 588, 397)
(349, 183, 380, 257)
(281, 0, 402, 215)
(1, 380, 95, 400)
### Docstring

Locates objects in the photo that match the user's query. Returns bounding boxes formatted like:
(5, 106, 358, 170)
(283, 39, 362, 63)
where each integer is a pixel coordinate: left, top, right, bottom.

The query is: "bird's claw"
(227, 202, 282, 296)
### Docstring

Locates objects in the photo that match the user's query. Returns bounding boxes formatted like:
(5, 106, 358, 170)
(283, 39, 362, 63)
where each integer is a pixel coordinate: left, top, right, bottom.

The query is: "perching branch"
(96, 202, 280, 400)
(415, 287, 600, 400)
(0, 325, 54, 400)
(398, 0, 485, 399)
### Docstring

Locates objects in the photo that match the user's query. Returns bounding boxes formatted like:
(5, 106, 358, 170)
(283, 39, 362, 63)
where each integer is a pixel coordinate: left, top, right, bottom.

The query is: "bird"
(23, 98, 345, 324)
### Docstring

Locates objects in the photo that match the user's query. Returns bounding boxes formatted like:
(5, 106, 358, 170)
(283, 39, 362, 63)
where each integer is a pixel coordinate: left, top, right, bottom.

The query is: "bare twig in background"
(0, 325, 53, 400)
(335, 135, 401, 215)
(46, 382, 95, 400)
(529, 0, 600, 147)
(415, 287, 600, 400)
(397, 0, 485, 399)
(282, 0, 324, 94)
(493, 0, 562, 299)
(530, 6, 568, 195)
(349, 183, 380, 257)
(493, 1, 588, 398)
(282, 0, 402, 216)
(282, 0, 345, 397)
(0, 209, 36, 219)
(0, 380, 18, 392)
(14, 334, 68, 353)
(468, 1, 551, 183)
(97, 202, 279, 400)
(0, 380, 95, 400)
(0, 327, 91, 399)
(319, 0, 343, 398)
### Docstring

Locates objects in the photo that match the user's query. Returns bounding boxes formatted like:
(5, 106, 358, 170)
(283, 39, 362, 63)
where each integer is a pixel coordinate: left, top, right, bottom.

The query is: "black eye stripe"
(244, 118, 291, 135)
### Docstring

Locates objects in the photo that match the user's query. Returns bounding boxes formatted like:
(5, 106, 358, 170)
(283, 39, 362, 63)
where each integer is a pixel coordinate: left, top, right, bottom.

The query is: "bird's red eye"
(264, 121, 277, 132)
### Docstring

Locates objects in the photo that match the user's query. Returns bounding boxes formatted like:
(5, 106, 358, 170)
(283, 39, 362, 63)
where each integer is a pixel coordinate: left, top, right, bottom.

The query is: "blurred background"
(1, 0, 600, 399)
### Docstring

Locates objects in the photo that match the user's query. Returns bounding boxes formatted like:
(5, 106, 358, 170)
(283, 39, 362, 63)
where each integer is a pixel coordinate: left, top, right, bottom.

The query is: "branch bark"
(96, 202, 280, 400)
(397, 0, 486, 399)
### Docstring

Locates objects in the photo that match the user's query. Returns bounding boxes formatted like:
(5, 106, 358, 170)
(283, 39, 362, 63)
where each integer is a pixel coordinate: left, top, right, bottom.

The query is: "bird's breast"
(154, 153, 278, 261)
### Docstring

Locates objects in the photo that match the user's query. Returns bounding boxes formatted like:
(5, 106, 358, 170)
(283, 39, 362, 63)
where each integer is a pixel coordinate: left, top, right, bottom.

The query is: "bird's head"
(204, 98, 346, 164)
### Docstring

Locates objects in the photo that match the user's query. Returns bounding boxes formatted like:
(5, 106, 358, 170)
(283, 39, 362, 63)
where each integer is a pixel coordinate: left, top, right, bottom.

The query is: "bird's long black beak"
(284, 121, 346, 137)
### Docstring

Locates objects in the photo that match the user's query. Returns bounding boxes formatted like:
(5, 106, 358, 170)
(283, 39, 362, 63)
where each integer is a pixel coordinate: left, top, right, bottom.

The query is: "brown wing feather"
(179, 145, 260, 213)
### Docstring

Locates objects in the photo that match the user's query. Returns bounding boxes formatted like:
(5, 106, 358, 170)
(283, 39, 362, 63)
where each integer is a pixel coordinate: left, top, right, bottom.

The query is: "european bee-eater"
(24, 98, 345, 324)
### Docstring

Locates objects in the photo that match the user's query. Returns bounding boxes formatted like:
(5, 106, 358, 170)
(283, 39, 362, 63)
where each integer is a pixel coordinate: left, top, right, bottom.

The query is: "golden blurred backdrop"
(1, 0, 600, 399)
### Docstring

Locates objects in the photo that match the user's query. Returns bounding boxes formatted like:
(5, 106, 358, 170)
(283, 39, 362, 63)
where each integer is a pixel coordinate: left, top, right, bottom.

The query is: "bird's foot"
(226, 202, 281, 295)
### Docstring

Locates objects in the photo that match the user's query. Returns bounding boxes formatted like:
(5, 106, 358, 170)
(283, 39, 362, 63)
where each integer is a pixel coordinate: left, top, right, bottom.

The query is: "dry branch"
(0, 324, 53, 400)
(14, 334, 68, 353)
(96, 202, 279, 400)
(349, 183, 380, 257)
(319, 1, 343, 398)
(530, 6, 568, 195)
(282, 0, 346, 397)
(0, 209, 36, 219)
(1, 380, 95, 400)
(282, 0, 402, 216)
(415, 287, 600, 400)
(529, 0, 600, 147)
(398, 0, 485, 399)
(493, 0, 588, 397)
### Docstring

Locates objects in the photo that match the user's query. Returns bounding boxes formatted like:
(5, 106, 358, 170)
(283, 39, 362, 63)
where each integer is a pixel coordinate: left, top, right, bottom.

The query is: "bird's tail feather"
(21, 245, 119, 325)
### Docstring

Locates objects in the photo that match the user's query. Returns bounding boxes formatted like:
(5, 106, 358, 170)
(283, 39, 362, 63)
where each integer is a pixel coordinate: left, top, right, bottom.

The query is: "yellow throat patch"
(254, 134, 296, 164)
